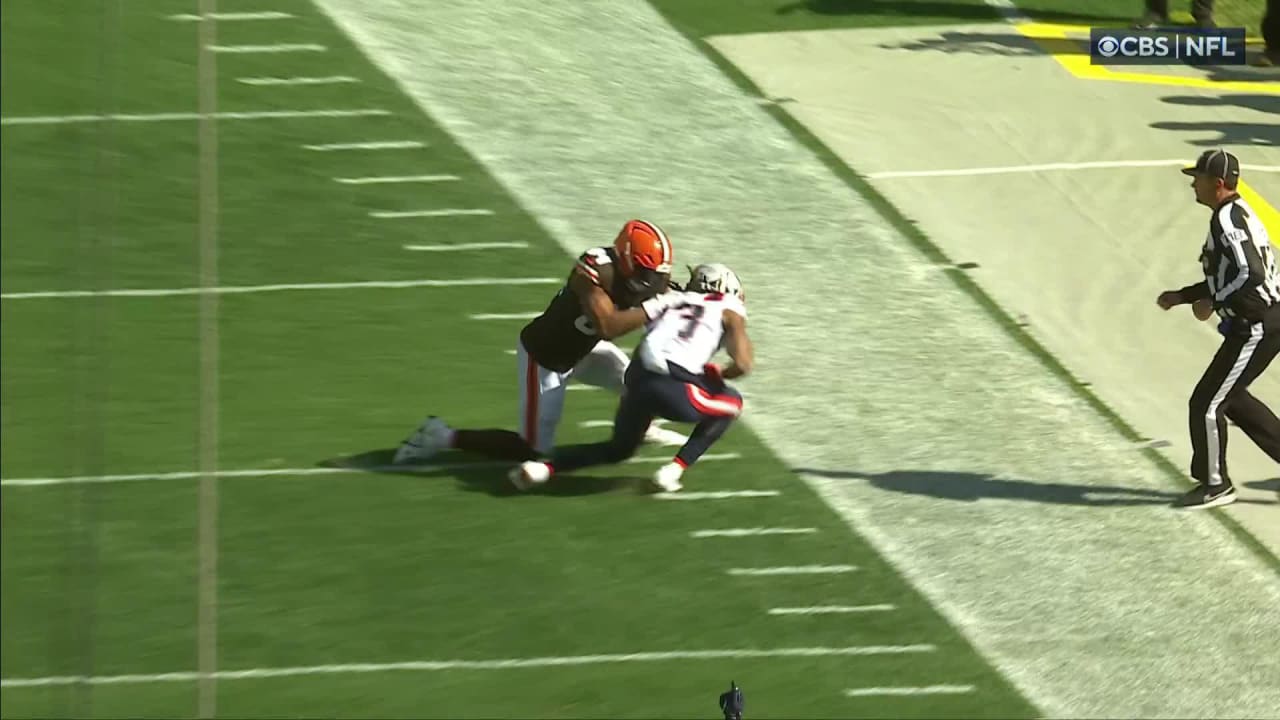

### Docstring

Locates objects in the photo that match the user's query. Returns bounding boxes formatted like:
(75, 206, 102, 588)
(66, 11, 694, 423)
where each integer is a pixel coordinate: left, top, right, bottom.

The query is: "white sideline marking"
(844, 685, 976, 697)
(371, 209, 493, 218)
(657, 490, 777, 500)
(338, 175, 458, 185)
(769, 604, 895, 615)
(1, 278, 559, 300)
(867, 159, 1280, 180)
(238, 76, 360, 86)
(208, 43, 326, 53)
(169, 12, 294, 21)
(304, 140, 423, 151)
(0, 454, 741, 488)
(2, 109, 389, 126)
(0, 645, 935, 688)
(470, 312, 540, 320)
(405, 242, 526, 252)
(566, 385, 598, 392)
(728, 565, 858, 575)
(691, 527, 817, 537)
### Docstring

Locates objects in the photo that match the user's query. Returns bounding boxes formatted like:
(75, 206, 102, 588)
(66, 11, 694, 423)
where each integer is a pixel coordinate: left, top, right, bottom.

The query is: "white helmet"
(687, 263, 743, 299)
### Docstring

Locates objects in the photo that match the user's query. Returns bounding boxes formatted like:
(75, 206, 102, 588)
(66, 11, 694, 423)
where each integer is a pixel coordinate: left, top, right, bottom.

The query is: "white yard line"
(566, 385, 598, 392)
(169, 12, 294, 21)
(769, 605, 895, 615)
(470, 312, 540, 320)
(2, 109, 389, 126)
(691, 527, 817, 537)
(0, 454, 741, 488)
(337, 175, 458, 184)
(867, 160, 1280, 180)
(0, 645, 935, 689)
(304, 140, 424, 151)
(238, 76, 360, 85)
(728, 565, 858, 576)
(655, 490, 777, 500)
(845, 685, 976, 697)
(1, 278, 559, 300)
(405, 242, 526, 252)
(207, 43, 326, 53)
(370, 209, 494, 218)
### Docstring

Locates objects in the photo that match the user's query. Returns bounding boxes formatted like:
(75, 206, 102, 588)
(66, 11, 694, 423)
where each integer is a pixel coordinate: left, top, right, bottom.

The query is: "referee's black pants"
(1189, 310, 1280, 486)
(1265, 0, 1280, 53)
(1144, 0, 1215, 24)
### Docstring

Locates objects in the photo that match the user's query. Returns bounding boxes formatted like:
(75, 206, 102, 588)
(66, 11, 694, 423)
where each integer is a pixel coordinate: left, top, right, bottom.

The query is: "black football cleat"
(1175, 482, 1237, 510)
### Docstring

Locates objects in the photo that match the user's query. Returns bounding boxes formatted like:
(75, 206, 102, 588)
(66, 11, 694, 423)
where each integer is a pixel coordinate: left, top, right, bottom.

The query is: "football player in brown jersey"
(393, 219, 689, 464)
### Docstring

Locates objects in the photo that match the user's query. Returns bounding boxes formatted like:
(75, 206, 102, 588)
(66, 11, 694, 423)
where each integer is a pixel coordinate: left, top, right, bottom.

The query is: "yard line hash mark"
(844, 685, 976, 697)
(238, 76, 359, 85)
(370, 209, 493, 218)
(656, 490, 778, 500)
(768, 605, 896, 615)
(207, 43, 325, 53)
(470, 312, 541, 320)
(691, 528, 817, 537)
(2, 110, 389, 126)
(169, 12, 294, 21)
(303, 141, 424, 151)
(337, 175, 458, 185)
(1, 278, 560, 300)
(0, 645, 937, 688)
(1, 455, 742, 488)
(727, 565, 858, 575)
(405, 242, 526, 252)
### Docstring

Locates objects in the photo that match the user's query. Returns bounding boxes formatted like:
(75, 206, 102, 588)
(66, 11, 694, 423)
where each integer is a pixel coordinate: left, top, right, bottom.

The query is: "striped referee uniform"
(1171, 150, 1280, 507)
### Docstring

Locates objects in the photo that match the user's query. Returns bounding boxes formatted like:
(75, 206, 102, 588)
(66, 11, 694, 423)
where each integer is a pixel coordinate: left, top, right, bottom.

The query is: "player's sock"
(674, 416, 735, 467)
(452, 429, 539, 461)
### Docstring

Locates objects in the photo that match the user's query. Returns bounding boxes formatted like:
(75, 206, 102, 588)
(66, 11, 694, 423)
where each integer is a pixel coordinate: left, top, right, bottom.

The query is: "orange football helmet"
(613, 219, 673, 276)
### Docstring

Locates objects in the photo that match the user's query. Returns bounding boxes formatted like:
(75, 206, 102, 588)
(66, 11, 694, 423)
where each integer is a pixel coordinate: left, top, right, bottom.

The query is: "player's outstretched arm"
(721, 310, 754, 380)
(570, 273, 676, 340)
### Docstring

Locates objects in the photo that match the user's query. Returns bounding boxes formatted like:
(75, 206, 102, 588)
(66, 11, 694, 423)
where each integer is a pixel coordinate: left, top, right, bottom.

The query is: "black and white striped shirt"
(1179, 194, 1280, 323)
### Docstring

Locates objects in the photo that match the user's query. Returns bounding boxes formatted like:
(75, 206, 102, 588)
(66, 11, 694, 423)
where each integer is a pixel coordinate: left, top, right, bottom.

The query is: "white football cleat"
(510, 461, 552, 491)
(642, 422, 688, 447)
(393, 416, 452, 464)
(651, 462, 685, 493)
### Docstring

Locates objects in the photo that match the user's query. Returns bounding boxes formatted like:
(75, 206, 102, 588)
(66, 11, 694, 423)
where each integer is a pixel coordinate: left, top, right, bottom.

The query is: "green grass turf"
(0, 0, 1043, 717)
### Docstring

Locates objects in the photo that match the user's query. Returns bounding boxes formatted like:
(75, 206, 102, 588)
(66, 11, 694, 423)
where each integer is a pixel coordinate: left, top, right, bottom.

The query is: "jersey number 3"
(675, 304, 705, 340)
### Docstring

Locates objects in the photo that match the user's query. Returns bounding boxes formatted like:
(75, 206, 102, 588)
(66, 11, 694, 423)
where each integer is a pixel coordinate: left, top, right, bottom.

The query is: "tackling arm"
(720, 310, 754, 380)
(569, 272, 675, 340)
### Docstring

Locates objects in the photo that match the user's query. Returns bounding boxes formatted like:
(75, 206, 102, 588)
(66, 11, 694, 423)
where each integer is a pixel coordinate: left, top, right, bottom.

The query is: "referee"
(1156, 149, 1280, 509)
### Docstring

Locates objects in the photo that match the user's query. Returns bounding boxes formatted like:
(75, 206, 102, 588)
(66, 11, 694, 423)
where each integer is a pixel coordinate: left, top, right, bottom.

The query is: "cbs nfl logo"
(1090, 27, 1246, 66)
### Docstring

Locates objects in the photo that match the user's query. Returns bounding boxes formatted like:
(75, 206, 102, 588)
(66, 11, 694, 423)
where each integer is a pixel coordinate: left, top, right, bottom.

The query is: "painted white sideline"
(0, 454, 742, 488)
(867, 160, 1280, 180)
(1, 278, 560, 300)
(0, 645, 936, 688)
(2, 109, 389, 126)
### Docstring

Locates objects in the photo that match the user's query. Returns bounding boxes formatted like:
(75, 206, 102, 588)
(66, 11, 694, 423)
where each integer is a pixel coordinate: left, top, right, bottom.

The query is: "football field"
(2, 0, 1277, 718)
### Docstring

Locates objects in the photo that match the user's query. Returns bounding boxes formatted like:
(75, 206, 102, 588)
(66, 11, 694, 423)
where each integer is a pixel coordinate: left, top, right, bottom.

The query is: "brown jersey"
(520, 247, 633, 373)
